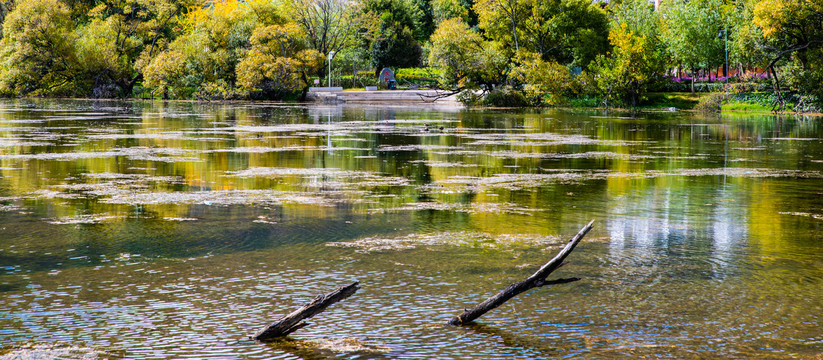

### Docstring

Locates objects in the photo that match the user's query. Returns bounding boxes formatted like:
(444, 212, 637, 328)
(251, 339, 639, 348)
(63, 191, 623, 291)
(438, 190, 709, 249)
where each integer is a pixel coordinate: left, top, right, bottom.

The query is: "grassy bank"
(639, 92, 701, 110)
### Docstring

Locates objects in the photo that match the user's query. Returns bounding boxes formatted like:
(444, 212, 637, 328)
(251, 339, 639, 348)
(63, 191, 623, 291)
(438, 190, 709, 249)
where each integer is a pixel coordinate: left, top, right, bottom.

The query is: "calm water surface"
(0, 100, 822, 359)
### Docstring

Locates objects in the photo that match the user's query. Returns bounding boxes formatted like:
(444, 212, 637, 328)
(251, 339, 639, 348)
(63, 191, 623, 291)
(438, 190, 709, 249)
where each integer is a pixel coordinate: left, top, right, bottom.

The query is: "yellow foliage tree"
(0, 0, 78, 96)
(236, 24, 324, 99)
(511, 51, 574, 105)
(590, 23, 668, 107)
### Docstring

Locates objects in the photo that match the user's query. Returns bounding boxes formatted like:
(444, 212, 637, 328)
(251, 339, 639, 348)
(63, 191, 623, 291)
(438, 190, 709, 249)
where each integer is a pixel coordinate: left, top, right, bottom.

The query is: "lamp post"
(724, 25, 728, 87)
(718, 26, 728, 91)
(328, 51, 335, 88)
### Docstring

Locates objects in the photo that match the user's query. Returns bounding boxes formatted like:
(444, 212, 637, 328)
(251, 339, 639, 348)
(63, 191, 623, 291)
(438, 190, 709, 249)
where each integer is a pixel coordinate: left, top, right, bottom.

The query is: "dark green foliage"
(370, 31, 423, 70)
(531, 0, 610, 69)
(363, 0, 426, 70)
(480, 88, 530, 107)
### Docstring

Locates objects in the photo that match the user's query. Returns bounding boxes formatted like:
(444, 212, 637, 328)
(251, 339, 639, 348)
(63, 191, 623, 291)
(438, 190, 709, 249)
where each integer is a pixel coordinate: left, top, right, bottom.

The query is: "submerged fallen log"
(253, 282, 360, 341)
(448, 220, 594, 326)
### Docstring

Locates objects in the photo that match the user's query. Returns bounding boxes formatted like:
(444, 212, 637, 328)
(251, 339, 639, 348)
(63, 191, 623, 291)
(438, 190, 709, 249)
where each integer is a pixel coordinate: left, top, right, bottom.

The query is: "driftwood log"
(448, 220, 594, 326)
(253, 282, 360, 341)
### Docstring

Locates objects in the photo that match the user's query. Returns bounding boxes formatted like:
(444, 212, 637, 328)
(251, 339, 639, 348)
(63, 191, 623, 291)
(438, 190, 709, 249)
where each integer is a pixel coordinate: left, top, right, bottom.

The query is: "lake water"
(0, 100, 821, 359)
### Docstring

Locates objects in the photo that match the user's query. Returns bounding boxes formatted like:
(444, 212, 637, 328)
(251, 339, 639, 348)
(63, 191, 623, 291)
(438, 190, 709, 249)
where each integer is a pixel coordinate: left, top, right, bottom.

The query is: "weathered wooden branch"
(253, 282, 360, 341)
(448, 220, 594, 326)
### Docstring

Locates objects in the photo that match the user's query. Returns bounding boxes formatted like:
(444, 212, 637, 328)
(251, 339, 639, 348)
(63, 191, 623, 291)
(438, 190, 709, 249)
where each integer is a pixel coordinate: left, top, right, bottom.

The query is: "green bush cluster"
(695, 92, 727, 112)
(395, 67, 441, 87)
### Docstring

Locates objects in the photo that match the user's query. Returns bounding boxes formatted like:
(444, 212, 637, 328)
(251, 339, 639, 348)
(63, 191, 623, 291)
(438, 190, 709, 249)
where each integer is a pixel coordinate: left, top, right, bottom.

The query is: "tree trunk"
(253, 282, 360, 341)
(448, 220, 594, 326)
(690, 66, 696, 93)
(768, 65, 785, 112)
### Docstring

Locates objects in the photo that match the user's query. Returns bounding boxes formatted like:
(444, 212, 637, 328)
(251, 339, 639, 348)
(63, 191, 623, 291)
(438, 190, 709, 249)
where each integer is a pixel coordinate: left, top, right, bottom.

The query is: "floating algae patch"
(432, 168, 823, 192)
(42, 174, 185, 200)
(233, 167, 366, 177)
(377, 144, 462, 152)
(392, 201, 537, 215)
(231, 167, 410, 187)
(46, 214, 123, 225)
(114, 146, 201, 162)
(436, 172, 602, 191)
(98, 189, 355, 207)
(86, 132, 188, 140)
(162, 217, 198, 221)
(81, 172, 183, 182)
(227, 124, 337, 133)
(31, 189, 86, 200)
(207, 146, 330, 153)
(0, 147, 200, 162)
(0, 139, 54, 148)
(780, 212, 823, 221)
(488, 151, 658, 160)
(327, 232, 562, 253)
(0, 197, 24, 212)
(408, 160, 479, 168)
(303, 338, 391, 353)
(0, 151, 122, 161)
(271, 338, 391, 356)
(0, 343, 123, 360)
(603, 168, 823, 180)
(461, 132, 646, 146)
(665, 168, 823, 178)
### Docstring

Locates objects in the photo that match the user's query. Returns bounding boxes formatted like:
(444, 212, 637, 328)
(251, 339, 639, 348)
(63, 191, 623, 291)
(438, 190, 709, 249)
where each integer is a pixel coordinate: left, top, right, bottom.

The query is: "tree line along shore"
(0, 0, 819, 112)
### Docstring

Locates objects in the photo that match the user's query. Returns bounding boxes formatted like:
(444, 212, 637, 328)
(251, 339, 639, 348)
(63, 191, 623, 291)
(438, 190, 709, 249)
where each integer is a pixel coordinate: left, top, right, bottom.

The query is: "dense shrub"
(695, 92, 727, 112)
(481, 88, 530, 107)
(395, 67, 441, 87)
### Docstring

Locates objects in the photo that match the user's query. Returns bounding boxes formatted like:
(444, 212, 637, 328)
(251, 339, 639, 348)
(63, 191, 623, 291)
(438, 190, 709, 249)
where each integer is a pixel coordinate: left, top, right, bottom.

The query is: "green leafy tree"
(473, 0, 529, 52)
(590, 22, 669, 107)
(522, 0, 609, 69)
(0, 0, 14, 37)
(511, 50, 575, 105)
(285, 0, 373, 78)
(236, 23, 324, 99)
(726, 0, 768, 71)
(432, 0, 471, 24)
(362, 0, 426, 71)
(753, 0, 823, 109)
(660, 0, 725, 93)
(0, 0, 79, 96)
(474, 0, 608, 69)
(141, 49, 187, 98)
(142, 0, 272, 98)
(428, 18, 507, 91)
(410, 0, 435, 40)
(74, 0, 191, 97)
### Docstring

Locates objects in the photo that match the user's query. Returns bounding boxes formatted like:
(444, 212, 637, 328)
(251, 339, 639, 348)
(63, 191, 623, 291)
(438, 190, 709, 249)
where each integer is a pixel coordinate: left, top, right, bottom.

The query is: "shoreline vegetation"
(0, 0, 820, 114)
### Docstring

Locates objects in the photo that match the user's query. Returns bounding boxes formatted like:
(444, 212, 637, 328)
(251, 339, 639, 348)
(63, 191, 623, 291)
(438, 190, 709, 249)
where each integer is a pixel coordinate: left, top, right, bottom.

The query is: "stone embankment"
(307, 87, 458, 104)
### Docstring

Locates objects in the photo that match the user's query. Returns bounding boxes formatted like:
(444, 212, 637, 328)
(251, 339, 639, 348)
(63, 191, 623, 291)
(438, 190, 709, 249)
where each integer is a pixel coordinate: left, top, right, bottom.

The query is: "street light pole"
(724, 24, 728, 87)
(328, 51, 335, 88)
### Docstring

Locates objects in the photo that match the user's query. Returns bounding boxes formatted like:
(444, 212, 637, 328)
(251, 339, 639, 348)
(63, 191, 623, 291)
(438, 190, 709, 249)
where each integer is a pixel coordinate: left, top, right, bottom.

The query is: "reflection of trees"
(0, 100, 821, 256)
